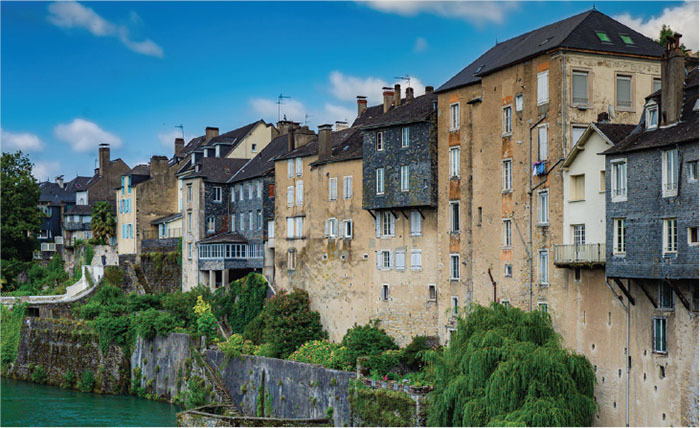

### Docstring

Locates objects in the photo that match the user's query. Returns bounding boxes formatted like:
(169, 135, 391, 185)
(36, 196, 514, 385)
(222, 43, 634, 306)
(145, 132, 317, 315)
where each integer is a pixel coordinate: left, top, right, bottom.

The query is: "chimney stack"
(425, 86, 434, 94)
(318, 124, 333, 162)
(597, 111, 610, 123)
(205, 127, 219, 142)
(55, 175, 65, 189)
(357, 96, 367, 117)
(406, 87, 415, 101)
(174, 138, 185, 156)
(661, 33, 685, 125)
(383, 87, 394, 113)
(335, 121, 348, 131)
(287, 127, 296, 152)
(394, 83, 401, 107)
(150, 156, 168, 177)
(98, 143, 110, 177)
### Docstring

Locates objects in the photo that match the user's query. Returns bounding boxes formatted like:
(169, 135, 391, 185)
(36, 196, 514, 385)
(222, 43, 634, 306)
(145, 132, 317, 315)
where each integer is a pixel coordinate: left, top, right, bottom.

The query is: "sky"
(1, 1, 698, 182)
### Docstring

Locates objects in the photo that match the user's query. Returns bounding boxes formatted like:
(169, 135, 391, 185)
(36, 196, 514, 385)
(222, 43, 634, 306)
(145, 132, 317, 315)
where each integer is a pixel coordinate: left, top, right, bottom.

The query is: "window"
(187, 212, 192, 232)
(410, 210, 422, 236)
(653, 77, 662, 93)
(231, 187, 236, 202)
(616, 74, 632, 108)
(247, 184, 253, 200)
(538, 302, 549, 313)
(288, 250, 296, 271)
(396, 249, 406, 270)
(212, 186, 222, 203)
(402, 127, 410, 147)
(296, 180, 303, 205)
(400, 165, 410, 192)
(376, 168, 385, 195)
(287, 159, 294, 178)
(503, 106, 512, 134)
(652, 317, 667, 353)
(663, 218, 677, 254)
(231, 215, 236, 231)
(537, 70, 549, 105)
(450, 254, 460, 280)
(450, 201, 460, 233)
(382, 284, 389, 301)
(378, 211, 395, 237)
(287, 186, 294, 207)
(599, 171, 606, 192)
(595, 30, 611, 42)
(428, 285, 437, 301)
(611, 160, 627, 201)
(341, 219, 353, 238)
(187, 184, 192, 202)
(574, 267, 582, 281)
(238, 213, 244, 231)
(378, 250, 392, 270)
(515, 94, 523, 111)
(376, 132, 384, 151)
(688, 227, 698, 245)
(659, 282, 674, 310)
(619, 33, 634, 45)
(646, 103, 659, 129)
(343, 176, 353, 199)
(688, 161, 698, 182)
(502, 159, 512, 191)
(295, 217, 303, 238)
(287, 218, 294, 238)
(268, 220, 275, 239)
(256, 210, 262, 230)
(504, 264, 513, 277)
(538, 249, 549, 285)
(573, 224, 586, 245)
(450, 103, 460, 130)
(613, 218, 626, 254)
(537, 190, 549, 225)
(451, 296, 459, 317)
(538, 124, 548, 161)
(411, 249, 422, 270)
(570, 174, 585, 201)
(572, 125, 587, 147)
(295, 157, 303, 176)
(503, 219, 512, 248)
(252, 143, 257, 152)
(572, 71, 589, 104)
(325, 218, 338, 238)
(662, 149, 679, 197)
(329, 177, 338, 201)
(501, 300, 511, 308)
(187, 243, 192, 259)
(449, 147, 460, 178)
(257, 181, 262, 199)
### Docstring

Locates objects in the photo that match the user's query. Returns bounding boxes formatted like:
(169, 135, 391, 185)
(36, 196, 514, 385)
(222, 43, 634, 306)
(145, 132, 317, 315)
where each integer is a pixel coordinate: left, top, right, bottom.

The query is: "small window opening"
(619, 34, 634, 45)
(574, 267, 582, 281)
(660, 366, 665, 378)
(595, 31, 611, 42)
(382, 285, 389, 301)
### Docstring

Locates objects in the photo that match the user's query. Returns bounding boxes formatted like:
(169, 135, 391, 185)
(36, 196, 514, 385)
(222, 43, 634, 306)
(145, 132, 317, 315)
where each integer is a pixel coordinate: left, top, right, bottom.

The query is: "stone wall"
(131, 333, 196, 402)
(142, 237, 180, 253)
(140, 252, 182, 294)
(8, 317, 129, 394)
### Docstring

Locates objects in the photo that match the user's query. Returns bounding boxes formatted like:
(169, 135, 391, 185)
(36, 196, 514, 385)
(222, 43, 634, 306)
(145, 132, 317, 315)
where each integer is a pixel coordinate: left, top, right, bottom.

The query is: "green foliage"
(1, 152, 42, 289)
(161, 286, 212, 331)
(341, 320, 398, 367)
(127, 292, 162, 312)
(288, 340, 353, 371)
(362, 349, 402, 378)
(194, 295, 218, 340)
(213, 273, 268, 334)
(1, 303, 26, 370)
(102, 266, 125, 287)
(348, 380, 416, 426)
(242, 311, 266, 344)
(31, 364, 47, 384)
(84, 244, 94, 265)
(4, 255, 71, 297)
(92, 314, 135, 354)
(77, 370, 95, 392)
(91, 201, 116, 242)
(219, 334, 262, 359)
(61, 370, 76, 389)
(135, 308, 180, 340)
(424, 303, 597, 427)
(184, 375, 210, 409)
(657, 24, 687, 51)
(401, 335, 432, 372)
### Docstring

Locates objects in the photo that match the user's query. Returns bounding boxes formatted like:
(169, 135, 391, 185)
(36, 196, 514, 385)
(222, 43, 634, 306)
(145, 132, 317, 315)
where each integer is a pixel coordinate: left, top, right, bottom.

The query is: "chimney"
(98, 143, 110, 177)
(205, 127, 219, 142)
(597, 111, 610, 123)
(174, 138, 184, 156)
(661, 33, 685, 125)
(335, 121, 348, 131)
(287, 127, 296, 152)
(425, 86, 434, 94)
(382, 87, 394, 113)
(318, 124, 333, 161)
(394, 83, 401, 107)
(406, 87, 415, 101)
(150, 156, 168, 177)
(55, 175, 65, 189)
(357, 96, 367, 117)
(295, 127, 316, 148)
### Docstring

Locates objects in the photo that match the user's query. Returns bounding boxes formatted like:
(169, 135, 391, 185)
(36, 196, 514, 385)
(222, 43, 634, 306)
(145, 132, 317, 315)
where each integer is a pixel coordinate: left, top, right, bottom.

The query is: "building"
(36, 175, 91, 257)
(83, 144, 131, 209)
(602, 35, 698, 426)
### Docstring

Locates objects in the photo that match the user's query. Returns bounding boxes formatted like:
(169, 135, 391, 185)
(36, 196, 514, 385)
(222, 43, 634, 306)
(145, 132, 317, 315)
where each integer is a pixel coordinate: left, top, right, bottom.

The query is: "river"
(1, 377, 180, 427)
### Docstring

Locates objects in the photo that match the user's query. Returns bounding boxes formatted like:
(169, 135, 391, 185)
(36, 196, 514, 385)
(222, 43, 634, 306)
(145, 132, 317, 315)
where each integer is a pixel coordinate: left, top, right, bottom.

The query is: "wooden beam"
(367, 210, 376, 220)
(664, 279, 691, 311)
(400, 210, 409, 220)
(613, 278, 636, 306)
(635, 279, 658, 309)
(416, 208, 425, 220)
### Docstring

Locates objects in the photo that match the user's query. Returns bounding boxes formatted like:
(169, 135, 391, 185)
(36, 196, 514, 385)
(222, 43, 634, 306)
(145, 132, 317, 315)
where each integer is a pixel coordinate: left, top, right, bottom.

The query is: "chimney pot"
(425, 86, 434, 94)
(356, 96, 367, 117)
(55, 175, 65, 189)
(318, 124, 333, 162)
(382, 87, 394, 113)
(406, 87, 415, 101)
(394, 83, 401, 107)
(335, 121, 348, 131)
(174, 138, 185, 156)
(205, 127, 219, 142)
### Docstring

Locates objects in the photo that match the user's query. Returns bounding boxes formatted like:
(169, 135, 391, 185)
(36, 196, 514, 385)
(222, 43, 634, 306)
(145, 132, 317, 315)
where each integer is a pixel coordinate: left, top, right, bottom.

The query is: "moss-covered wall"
(139, 252, 181, 294)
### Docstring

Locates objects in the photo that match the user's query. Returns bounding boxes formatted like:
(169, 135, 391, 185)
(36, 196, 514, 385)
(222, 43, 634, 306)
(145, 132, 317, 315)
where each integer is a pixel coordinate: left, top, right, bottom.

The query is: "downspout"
(528, 114, 547, 311)
(562, 51, 568, 155)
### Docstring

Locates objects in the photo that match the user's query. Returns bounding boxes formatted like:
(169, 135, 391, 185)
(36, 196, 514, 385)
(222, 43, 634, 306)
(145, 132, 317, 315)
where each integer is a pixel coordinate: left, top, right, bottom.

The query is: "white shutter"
(377, 252, 382, 270)
(396, 251, 405, 270)
(324, 219, 330, 237)
(287, 186, 294, 207)
(390, 214, 396, 236)
(295, 217, 303, 237)
(287, 218, 294, 238)
(376, 215, 381, 237)
(287, 159, 293, 178)
(389, 250, 394, 269)
(537, 71, 549, 104)
(296, 157, 303, 176)
(296, 181, 303, 205)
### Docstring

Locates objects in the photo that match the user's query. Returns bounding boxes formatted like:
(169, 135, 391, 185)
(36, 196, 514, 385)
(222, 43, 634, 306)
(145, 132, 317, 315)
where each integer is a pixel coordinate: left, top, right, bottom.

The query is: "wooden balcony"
(554, 243, 606, 267)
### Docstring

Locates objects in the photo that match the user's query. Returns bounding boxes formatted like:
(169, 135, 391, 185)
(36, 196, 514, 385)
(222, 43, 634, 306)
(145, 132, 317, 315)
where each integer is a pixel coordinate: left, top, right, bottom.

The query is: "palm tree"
(91, 201, 116, 243)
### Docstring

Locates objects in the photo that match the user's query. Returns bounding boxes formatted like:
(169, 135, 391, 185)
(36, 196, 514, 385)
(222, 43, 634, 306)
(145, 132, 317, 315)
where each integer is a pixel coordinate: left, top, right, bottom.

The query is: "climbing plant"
(424, 303, 597, 427)
(194, 295, 218, 340)
(1, 303, 26, 371)
(212, 272, 268, 334)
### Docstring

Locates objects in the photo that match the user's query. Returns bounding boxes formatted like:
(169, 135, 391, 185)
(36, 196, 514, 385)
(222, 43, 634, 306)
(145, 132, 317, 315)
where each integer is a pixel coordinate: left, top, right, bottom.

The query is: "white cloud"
(1, 128, 44, 152)
(615, 1, 699, 52)
(32, 160, 61, 182)
(47, 1, 164, 58)
(53, 118, 122, 153)
(361, 1, 518, 25)
(322, 103, 356, 125)
(250, 98, 307, 123)
(414, 37, 428, 53)
(329, 71, 426, 104)
(158, 129, 196, 150)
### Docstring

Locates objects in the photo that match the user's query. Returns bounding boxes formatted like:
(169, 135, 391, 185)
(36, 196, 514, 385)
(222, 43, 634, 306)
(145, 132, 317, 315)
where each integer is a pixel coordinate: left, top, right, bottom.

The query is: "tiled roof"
(436, 9, 664, 93)
(65, 205, 92, 215)
(310, 128, 364, 167)
(198, 231, 248, 244)
(151, 213, 182, 225)
(186, 157, 249, 183)
(229, 134, 289, 183)
(353, 93, 437, 128)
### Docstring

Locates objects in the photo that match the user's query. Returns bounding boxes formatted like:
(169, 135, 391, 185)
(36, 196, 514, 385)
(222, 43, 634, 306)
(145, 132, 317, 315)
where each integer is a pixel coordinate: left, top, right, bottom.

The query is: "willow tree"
(91, 201, 116, 243)
(424, 303, 597, 427)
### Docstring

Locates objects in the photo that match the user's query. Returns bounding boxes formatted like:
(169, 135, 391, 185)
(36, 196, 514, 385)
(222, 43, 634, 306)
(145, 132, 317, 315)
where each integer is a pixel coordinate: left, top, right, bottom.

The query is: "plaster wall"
(182, 177, 206, 291)
(226, 123, 277, 160)
(116, 188, 137, 255)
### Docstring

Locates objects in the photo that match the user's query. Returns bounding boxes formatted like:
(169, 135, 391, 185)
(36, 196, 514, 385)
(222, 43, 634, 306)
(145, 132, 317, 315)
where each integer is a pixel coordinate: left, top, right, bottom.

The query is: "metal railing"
(554, 243, 606, 265)
(142, 228, 182, 240)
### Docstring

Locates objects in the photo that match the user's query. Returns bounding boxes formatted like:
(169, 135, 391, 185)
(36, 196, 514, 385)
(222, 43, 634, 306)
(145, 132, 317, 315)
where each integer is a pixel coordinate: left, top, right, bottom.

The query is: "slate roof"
(65, 176, 92, 193)
(605, 67, 698, 155)
(228, 134, 289, 184)
(353, 93, 437, 128)
(198, 231, 248, 244)
(275, 136, 320, 161)
(436, 9, 664, 93)
(310, 128, 364, 167)
(594, 123, 637, 144)
(64, 205, 92, 215)
(151, 213, 182, 225)
(177, 135, 205, 157)
(39, 182, 73, 205)
(207, 121, 262, 148)
(186, 157, 249, 183)
(128, 164, 151, 176)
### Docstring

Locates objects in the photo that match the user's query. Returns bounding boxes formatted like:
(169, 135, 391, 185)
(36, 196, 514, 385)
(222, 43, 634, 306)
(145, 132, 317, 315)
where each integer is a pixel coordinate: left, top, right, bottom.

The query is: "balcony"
(554, 243, 606, 267)
(64, 221, 91, 231)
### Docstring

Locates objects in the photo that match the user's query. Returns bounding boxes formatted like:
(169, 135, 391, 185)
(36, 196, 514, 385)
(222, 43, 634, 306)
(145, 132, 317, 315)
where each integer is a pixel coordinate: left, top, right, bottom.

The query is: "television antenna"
(394, 75, 411, 87)
(175, 124, 184, 139)
(277, 94, 292, 121)
(304, 114, 312, 126)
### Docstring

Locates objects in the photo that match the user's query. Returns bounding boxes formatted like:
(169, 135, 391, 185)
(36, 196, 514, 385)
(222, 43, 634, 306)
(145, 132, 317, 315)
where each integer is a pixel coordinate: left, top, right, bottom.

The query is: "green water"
(1, 377, 180, 427)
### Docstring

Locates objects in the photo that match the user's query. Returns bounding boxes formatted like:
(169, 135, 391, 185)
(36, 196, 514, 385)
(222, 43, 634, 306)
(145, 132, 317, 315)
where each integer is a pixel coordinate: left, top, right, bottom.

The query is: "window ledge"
(537, 223, 549, 228)
(449, 278, 460, 282)
(450, 176, 461, 180)
(611, 197, 627, 203)
(662, 191, 678, 198)
(502, 189, 512, 194)
(502, 132, 513, 138)
(410, 233, 422, 237)
(662, 252, 678, 258)
(613, 253, 626, 257)
(569, 199, 585, 203)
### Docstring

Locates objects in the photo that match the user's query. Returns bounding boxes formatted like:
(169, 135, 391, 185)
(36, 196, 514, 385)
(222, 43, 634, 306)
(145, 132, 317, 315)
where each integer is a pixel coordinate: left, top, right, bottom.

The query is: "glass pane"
(573, 73, 588, 103)
(617, 77, 631, 106)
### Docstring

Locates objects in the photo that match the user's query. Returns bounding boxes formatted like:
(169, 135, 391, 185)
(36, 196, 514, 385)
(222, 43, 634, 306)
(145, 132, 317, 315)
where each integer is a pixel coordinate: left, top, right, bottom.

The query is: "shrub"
(84, 244, 94, 265)
(61, 370, 76, 389)
(213, 273, 268, 334)
(362, 349, 402, 377)
(92, 313, 135, 354)
(31, 364, 47, 384)
(288, 340, 338, 367)
(348, 380, 416, 426)
(194, 296, 218, 339)
(78, 301, 102, 320)
(1, 303, 26, 370)
(400, 335, 432, 372)
(77, 370, 95, 392)
(102, 267, 124, 287)
(242, 312, 265, 344)
(162, 286, 212, 331)
(127, 293, 162, 312)
(219, 334, 260, 359)
(341, 320, 398, 367)
(184, 375, 210, 409)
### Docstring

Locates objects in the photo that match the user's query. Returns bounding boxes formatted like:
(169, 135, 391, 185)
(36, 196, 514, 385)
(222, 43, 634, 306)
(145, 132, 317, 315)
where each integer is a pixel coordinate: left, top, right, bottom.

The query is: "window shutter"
(287, 159, 293, 178)
(324, 219, 329, 237)
(389, 250, 394, 269)
(377, 252, 382, 270)
(376, 215, 381, 237)
(390, 214, 396, 236)
(287, 218, 294, 238)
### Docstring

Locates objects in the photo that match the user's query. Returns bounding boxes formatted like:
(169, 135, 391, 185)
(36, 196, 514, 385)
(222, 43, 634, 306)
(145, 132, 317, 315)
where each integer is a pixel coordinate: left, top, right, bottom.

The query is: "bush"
(242, 312, 265, 344)
(288, 340, 337, 367)
(102, 267, 124, 287)
(135, 308, 180, 340)
(348, 380, 416, 426)
(92, 314, 135, 354)
(194, 296, 218, 339)
(77, 370, 95, 392)
(184, 376, 210, 409)
(362, 349, 402, 378)
(341, 320, 398, 367)
(31, 364, 47, 384)
(84, 244, 94, 265)
(219, 334, 261, 359)
(1, 303, 26, 370)
(400, 336, 432, 372)
(127, 293, 162, 312)
(161, 286, 212, 331)
(61, 370, 76, 389)
(78, 301, 102, 320)
(213, 273, 268, 334)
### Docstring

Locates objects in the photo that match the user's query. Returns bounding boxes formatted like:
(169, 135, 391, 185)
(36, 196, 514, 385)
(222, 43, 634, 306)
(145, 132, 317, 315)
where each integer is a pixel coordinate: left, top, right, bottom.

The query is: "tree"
(424, 303, 597, 427)
(657, 24, 687, 52)
(1, 152, 43, 289)
(90, 201, 116, 242)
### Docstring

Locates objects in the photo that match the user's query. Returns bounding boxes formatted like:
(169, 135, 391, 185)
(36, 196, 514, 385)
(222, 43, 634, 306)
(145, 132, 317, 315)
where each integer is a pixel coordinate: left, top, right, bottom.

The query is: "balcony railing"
(142, 228, 182, 240)
(554, 243, 606, 266)
(64, 221, 91, 231)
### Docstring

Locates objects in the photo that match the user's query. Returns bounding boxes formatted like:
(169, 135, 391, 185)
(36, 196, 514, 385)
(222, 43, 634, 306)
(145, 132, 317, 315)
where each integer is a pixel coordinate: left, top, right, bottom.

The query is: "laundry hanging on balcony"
(533, 161, 547, 176)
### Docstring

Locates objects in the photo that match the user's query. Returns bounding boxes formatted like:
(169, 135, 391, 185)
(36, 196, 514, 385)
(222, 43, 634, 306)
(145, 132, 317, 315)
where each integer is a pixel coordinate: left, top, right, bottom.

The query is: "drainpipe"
(528, 114, 547, 311)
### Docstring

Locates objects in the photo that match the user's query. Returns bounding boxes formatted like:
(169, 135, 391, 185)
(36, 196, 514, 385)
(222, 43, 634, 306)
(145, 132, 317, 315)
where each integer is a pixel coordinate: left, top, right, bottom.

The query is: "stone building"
(602, 37, 698, 426)
(83, 143, 131, 208)
(36, 176, 91, 258)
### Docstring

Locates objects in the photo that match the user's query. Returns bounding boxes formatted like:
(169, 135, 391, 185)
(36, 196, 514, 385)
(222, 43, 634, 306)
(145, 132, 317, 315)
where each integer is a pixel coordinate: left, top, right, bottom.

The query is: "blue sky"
(1, 1, 697, 181)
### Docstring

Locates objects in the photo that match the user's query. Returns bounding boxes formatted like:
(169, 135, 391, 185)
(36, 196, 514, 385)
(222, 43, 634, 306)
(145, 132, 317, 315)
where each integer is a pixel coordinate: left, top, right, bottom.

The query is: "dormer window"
(215, 145, 220, 158)
(474, 65, 484, 74)
(646, 102, 659, 129)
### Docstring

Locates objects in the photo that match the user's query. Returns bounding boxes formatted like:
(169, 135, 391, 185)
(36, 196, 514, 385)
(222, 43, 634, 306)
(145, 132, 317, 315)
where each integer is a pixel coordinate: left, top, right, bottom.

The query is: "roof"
(151, 213, 182, 225)
(436, 9, 664, 93)
(198, 231, 248, 244)
(39, 182, 73, 205)
(605, 68, 698, 155)
(65, 176, 92, 193)
(353, 93, 437, 129)
(275, 136, 319, 161)
(310, 128, 364, 167)
(563, 122, 635, 167)
(207, 121, 262, 147)
(64, 205, 92, 215)
(178, 135, 205, 157)
(229, 134, 289, 184)
(185, 157, 249, 183)
(128, 164, 150, 176)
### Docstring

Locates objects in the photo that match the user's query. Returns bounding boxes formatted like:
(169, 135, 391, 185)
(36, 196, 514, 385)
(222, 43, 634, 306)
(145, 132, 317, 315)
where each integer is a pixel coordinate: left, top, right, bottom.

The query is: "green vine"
(348, 380, 416, 427)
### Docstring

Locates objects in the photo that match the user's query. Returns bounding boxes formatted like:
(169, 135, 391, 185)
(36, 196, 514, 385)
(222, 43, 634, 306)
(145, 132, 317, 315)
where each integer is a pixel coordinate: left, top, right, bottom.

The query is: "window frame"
(502, 105, 512, 135)
(449, 200, 460, 233)
(537, 123, 548, 161)
(410, 249, 422, 271)
(615, 73, 634, 111)
(571, 70, 589, 106)
(395, 249, 406, 271)
(382, 284, 390, 301)
(652, 317, 668, 354)
(663, 218, 678, 255)
(207, 216, 216, 233)
(658, 282, 675, 310)
(570, 174, 585, 201)
(646, 102, 659, 130)
(295, 157, 303, 176)
(538, 249, 549, 285)
(573, 224, 586, 245)
(329, 177, 338, 201)
(401, 127, 410, 148)
(341, 219, 353, 239)
(376, 131, 384, 151)
(428, 284, 437, 302)
(504, 264, 513, 277)
(450, 253, 460, 280)
(295, 180, 304, 206)
(610, 159, 628, 202)
(537, 189, 549, 226)
(449, 102, 460, 131)
(537, 70, 549, 105)
(376, 168, 385, 195)
(343, 176, 353, 199)
(287, 159, 294, 178)
(515, 93, 524, 112)
(503, 218, 512, 248)
(286, 185, 294, 207)
(687, 160, 698, 182)
(451, 296, 459, 317)
(213, 186, 222, 203)
(502, 159, 512, 192)
(613, 218, 626, 255)
(400, 165, 410, 192)
(688, 226, 699, 246)
(410, 210, 422, 236)
(662, 149, 679, 198)
(326, 217, 338, 238)
(449, 147, 461, 178)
